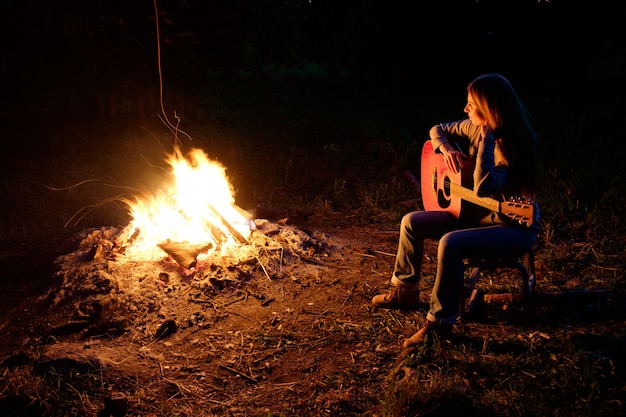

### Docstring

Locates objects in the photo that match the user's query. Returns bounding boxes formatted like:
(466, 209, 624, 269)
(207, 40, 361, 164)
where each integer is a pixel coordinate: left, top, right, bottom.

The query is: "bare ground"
(0, 210, 623, 416)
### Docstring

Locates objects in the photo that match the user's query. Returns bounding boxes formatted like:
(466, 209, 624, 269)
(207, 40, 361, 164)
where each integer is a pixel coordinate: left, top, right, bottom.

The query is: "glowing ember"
(125, 147, 253, 260)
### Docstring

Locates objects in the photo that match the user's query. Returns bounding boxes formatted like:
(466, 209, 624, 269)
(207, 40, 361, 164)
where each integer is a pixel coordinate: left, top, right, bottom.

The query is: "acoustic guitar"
(420, 140, 534, 227)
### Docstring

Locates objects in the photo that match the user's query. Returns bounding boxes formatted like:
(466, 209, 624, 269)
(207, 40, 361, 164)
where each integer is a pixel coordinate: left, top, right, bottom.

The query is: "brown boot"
(371, 286, 420, 310)
(402, 320, 453, 348)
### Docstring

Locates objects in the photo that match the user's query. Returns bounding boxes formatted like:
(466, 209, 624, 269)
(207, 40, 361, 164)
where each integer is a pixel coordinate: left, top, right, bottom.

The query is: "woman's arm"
(429, 119, 481, 174)
(473, 128, 509, 197)
(429, 119, 480, 152)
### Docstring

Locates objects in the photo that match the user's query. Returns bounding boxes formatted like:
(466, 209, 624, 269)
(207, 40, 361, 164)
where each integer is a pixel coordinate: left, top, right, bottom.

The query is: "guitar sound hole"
(437, 177, 452, 209)
(443, 177, 451, 198)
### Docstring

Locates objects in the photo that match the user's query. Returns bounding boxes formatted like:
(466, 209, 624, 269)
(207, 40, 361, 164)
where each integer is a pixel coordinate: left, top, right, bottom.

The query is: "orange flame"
(125, 147, 252, 259)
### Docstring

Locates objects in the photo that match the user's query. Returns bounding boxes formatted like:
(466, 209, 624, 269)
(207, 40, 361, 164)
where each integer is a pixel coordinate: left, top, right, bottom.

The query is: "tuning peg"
(509, 195, 533, 205)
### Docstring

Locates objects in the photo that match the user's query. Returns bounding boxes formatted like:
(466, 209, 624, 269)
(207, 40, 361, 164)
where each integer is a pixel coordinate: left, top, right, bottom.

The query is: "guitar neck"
(449, 182, 500, 212)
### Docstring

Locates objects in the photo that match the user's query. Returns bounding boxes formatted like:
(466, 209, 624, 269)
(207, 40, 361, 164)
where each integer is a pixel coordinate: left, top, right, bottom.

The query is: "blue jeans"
(393, 210, 537, 324)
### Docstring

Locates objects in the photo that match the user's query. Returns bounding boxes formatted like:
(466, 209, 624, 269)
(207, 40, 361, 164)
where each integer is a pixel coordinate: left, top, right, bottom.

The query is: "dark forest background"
(4, 1, 625, 141)
(1, 0, 625, 251)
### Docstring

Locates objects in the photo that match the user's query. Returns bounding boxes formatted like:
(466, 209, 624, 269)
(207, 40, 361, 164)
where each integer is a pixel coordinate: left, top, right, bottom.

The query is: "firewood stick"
(207, 203, 249, 244)
(483, 289, 612, 304)
(206, 221, 228, 244)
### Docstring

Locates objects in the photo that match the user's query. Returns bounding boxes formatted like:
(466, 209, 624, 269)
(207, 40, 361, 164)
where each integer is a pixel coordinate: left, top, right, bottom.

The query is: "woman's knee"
(400, 212, 413, 230)
(402, 211, 450, 235)
(400, 211, 424, 236)
(438, 231, 463, 258)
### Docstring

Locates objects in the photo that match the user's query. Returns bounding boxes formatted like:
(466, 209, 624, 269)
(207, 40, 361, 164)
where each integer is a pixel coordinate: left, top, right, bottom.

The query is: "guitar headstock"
(502, 196, 534, 227)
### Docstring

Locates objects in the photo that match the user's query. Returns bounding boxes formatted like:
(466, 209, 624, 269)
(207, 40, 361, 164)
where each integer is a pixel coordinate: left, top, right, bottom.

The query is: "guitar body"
(420, 140, 469, 217)
(419, 140, 535, 226)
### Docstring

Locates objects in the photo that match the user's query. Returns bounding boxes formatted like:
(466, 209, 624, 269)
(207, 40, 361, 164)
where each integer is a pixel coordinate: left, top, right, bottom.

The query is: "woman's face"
(464, 92, 487, 126)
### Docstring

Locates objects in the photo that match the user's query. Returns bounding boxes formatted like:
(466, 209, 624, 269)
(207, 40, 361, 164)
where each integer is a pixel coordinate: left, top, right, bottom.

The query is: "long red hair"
(468, 73, 539, 196)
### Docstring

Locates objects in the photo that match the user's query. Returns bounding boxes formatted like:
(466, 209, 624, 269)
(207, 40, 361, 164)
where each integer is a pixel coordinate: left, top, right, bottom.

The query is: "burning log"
(207, 203, 249, 244)
(205, 221, 229, 245)
(157, 241, 213, 269)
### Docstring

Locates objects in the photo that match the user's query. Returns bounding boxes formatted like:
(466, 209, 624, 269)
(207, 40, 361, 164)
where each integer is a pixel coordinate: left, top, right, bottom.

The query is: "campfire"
(45, 144, 329, 341)
(123, 147, 255, 268)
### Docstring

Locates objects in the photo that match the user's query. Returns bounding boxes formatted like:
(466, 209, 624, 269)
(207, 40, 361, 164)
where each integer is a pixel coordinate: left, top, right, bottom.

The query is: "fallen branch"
(483, 289, 612, 304)
(219, 364, 258, 383)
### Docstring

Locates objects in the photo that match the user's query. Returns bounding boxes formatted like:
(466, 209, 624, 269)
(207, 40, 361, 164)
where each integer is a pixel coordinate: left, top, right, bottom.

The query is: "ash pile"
(40, 219, 333, 341)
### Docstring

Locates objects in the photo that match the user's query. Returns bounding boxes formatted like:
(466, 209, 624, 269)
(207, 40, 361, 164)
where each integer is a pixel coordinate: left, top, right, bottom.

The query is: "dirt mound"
(43, 220, 336, 341)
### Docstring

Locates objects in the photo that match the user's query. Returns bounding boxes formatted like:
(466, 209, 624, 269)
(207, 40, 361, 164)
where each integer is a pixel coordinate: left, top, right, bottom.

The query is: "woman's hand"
(440, 144, 467, 174)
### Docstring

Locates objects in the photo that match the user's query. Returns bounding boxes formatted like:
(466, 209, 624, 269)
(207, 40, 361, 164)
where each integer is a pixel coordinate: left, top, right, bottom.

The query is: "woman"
(372, 73, 541, 348)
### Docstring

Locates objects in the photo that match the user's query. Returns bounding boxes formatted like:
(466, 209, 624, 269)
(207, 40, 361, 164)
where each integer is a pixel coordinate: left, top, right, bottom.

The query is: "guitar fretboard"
(446, 179, 500, 212)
